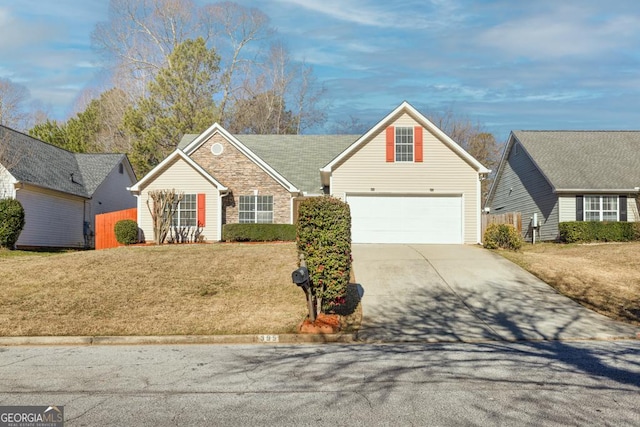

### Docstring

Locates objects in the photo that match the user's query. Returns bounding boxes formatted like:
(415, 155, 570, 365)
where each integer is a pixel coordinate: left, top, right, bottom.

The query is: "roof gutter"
(320, 169, 331, 187)
(555, 188, 640, 194)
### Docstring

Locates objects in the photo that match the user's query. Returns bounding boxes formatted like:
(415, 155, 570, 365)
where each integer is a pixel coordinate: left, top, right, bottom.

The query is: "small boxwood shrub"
(483, 223, 523, 250)
(559, 221, 637, 243)
(0, 198, 25, 249)
(222, 223, 296, 242)
(114, 219, 139, 245)
(296, 196, 351, 312)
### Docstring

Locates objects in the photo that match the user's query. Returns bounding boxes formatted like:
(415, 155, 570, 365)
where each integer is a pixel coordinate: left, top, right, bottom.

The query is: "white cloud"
(0, 7, 61, 51)
(477, 5, 640, 59)
(274, 0, 460, 29)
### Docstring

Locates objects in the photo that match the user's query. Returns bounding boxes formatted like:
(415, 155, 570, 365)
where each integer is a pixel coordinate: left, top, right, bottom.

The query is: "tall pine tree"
(124, 37, 220, 175)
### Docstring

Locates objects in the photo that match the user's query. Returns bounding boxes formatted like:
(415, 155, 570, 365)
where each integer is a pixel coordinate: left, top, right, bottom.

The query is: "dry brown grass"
(0, 243, 307, 336)
(499, 242, 640, 325)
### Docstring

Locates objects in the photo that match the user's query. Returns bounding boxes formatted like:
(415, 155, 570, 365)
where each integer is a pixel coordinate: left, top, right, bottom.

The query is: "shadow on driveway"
(353, 244, 638, 343)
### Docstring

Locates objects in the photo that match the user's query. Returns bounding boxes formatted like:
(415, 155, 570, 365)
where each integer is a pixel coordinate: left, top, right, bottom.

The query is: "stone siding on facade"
(189, 133, 292, 224)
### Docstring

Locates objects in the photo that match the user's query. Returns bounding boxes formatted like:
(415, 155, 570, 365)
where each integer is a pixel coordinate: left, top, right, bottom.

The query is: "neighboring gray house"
(130, 102, 490, 244)
(0, 126, 137, 249)
(486, 131, 640, 242)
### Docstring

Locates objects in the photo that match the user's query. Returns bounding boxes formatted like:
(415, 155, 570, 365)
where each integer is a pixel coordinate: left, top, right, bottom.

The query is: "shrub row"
(0, 198, 25, 249)
(296, 196, 351, 312)
(483, 223, 523, 250)
(222, 223, 296, 242)
(558, 221, 640, 243)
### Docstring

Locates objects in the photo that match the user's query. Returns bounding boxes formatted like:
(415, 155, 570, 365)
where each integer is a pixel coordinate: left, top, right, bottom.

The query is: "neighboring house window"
(395, 127, 414, 162)
(119, 163, 124, 174)
(584, 195, 618, 221)
(173, 194, 197, 227)
(239, 195, 274, 224)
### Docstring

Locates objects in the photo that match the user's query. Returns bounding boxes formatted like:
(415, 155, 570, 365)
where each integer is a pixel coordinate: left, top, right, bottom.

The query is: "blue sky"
(1, 0, 640, 142)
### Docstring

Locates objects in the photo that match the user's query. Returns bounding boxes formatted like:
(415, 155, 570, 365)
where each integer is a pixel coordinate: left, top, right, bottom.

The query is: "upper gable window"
(386, 126, 422, 163)
(395, 127, 414, 162)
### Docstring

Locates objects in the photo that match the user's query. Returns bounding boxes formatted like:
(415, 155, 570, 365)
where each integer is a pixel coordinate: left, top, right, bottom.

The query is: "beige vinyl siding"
(331, 113, 480, 244)
(560, 194, 638, 223)
(628, 195, 639, 222)
(16, 185, 86, 248)
(137, 157, 219, 243)
(558, 195, 576, 222)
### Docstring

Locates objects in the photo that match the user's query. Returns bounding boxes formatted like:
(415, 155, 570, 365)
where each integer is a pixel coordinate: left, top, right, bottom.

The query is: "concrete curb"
(0, 332, 358, 347)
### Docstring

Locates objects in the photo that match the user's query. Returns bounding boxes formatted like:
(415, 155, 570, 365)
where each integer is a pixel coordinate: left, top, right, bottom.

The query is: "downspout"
(83, 198, 93, 249)
(218, 189, 230, 242)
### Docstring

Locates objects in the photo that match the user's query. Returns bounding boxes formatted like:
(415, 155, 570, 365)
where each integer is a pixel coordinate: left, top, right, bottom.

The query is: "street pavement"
(1, 340, 639, 426)
(353, 244, 639, 342)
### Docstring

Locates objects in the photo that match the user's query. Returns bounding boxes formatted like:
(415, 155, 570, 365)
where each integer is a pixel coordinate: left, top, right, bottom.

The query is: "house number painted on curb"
(258, 335, 279, 343)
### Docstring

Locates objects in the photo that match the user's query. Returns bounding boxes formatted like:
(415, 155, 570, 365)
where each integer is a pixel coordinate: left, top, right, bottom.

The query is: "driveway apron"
(352, 244, 638, 343)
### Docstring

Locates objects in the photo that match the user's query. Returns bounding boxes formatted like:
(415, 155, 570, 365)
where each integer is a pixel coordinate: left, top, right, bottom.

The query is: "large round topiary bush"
(0, 198, 26, 249)
(114, 219, 139, 245)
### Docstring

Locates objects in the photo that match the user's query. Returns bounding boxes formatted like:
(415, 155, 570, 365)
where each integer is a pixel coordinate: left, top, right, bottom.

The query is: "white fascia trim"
(475, 178, 481, 244)
(183, 123, 300, 194)
(321, 101, 491, 174)
(217, 192, 223, 241)
(555, 189, 640, 193)
(486, 132, 516, 205)
(129, 150, 228, 193)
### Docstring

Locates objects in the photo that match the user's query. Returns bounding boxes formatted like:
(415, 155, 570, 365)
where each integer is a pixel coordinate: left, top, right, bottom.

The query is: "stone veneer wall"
(189, 133, 292, 224)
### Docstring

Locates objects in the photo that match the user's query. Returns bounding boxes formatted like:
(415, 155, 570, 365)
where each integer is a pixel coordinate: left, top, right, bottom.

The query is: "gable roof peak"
(321, 101, 490, 174)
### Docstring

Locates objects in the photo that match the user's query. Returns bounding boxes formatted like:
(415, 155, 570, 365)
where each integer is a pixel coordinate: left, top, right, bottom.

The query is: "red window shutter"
(197, 193, 206, 227)
(386, 126, 395, 162)
(414, 126, 423, 162)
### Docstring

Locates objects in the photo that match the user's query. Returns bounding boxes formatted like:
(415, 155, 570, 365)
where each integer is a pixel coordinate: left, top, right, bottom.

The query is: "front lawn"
(499, 242, 640, 325)
(0, 243, 307, 336)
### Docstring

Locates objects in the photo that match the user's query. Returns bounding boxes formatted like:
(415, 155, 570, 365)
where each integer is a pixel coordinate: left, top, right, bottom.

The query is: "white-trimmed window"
(173, 194, 197, 227)
(395, 127, 414, 162)
(239, 195, 274, 224)
(584, 195, 618, 221)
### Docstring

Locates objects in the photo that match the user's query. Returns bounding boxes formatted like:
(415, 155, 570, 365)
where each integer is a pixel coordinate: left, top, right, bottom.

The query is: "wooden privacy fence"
(95, 208, 138, 250)
(481, 212, 522, 241)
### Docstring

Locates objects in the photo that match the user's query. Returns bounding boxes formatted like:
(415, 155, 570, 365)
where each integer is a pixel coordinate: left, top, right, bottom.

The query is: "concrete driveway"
(353, 244, 638, 343)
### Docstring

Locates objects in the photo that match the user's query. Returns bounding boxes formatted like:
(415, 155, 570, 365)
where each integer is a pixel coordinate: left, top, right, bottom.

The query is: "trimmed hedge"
(114, 219, 139, 245)
(483, 223, 523, 250)
(559, 221, 639, 243)
(0, 198, 25, 249)
(222, 223, 296, 242)
(296, 196, 351, 312)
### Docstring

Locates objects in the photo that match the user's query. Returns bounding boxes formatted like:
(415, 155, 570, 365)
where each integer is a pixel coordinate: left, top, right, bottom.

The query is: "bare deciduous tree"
(92, 0, 271, 107)
(427, 107, 503, 201)
(92, 0, 201, 78)
(146, 189, 184, 244)
(0, 78, 31, 131)
(203, 1, 271, 123)
(228, 42, 327, 134)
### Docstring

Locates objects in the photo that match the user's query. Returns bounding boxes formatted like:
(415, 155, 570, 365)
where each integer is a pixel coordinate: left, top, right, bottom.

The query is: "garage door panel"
(348, 195, 462, 244)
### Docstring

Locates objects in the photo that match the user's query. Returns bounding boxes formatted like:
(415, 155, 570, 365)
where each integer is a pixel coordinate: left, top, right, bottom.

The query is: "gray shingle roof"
(179, 133, 358, 194)
(0, 125, 127, 198)
(513, 131, 640, 191)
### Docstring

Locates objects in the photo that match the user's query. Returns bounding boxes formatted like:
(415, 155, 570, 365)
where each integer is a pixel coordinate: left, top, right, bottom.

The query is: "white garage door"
(348, 195, 463, 244)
